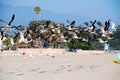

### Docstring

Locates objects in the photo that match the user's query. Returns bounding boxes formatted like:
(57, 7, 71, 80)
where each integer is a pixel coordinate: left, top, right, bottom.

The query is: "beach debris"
(64, 58, 69, 62)
(38, 71, 48, 74)
(22, 51, 26, 55)
(6, 72, 15, 75)
(113, 59, 119, 63)
(92, 53, 100, 55)
(29, 53, 34, 58)
(47, 54, 55, 58)
(38, 53, 42, 56)
(11, 54, 15, 57)
(51, 55, 55, 58)
(14, 52, 21, 57)
(16, 73, 24, 76)
(68, 49, 77, 53)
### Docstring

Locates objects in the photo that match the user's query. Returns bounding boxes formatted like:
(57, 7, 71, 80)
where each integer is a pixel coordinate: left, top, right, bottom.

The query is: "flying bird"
(108, 19, 116, 31)
(97, 21, 107, 37)
(8, 14, 15, 26)
(0, 19, 11, 29)
(0, 14, 15, 29)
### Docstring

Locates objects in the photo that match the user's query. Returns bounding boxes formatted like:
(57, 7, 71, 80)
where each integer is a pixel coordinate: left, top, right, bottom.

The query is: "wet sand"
(0, 48, 120, 80)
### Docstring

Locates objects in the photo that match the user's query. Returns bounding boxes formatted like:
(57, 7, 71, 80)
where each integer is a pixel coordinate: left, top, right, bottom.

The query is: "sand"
(0, 48, 120, 80)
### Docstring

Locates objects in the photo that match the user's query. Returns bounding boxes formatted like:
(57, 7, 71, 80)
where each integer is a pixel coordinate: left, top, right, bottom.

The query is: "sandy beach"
(0, 48, 120, 80)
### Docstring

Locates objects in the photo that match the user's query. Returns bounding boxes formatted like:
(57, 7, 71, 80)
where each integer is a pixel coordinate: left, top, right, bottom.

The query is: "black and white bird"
(0, 14, 15, 29)
(97, 19, 115, 40)
(66, 20, 76, 30)
(108, 19, 116, 31)
(97, 21, 109, 37)
(83, 20, 96, 34)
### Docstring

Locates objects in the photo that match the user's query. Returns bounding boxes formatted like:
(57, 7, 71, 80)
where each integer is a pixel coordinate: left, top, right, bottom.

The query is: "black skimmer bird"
(97, 21, 109, 37)
(66, 20, 76, 30)
(8, 14, 15, 26)
(17, 28, 28, 43)
(0, 19, 10, 29)
(108, 19, 116, 31)
(97, 20, 114, 39)
(0, 14, 15, 29)
(84, 20, 96, 33)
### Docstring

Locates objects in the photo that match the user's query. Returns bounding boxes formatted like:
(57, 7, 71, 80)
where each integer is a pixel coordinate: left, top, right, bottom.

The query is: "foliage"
(66, 39, 89, 50)
(16, 42, 28, 48)
(20, 42, 28, 44)
(114, 25, 120, 41)
(109, 25, 120, 50)
(2, 38, 10, 46)
(11, 44, 17, 50)
(2, 38, 18, 50)
(109, 39, 120, 50)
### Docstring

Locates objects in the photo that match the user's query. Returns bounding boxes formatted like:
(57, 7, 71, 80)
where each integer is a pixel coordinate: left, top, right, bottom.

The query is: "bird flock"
(0, 14, 116, 51)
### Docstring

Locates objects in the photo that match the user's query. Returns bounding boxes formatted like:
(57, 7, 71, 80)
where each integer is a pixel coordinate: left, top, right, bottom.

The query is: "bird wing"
(104, 21, 108, 31)
(8, 14, 15, 26)
(97, 21, 105, 33)
(13, 33, 20, 43)
(66, 19, 71, 25)
(109, 19, 116, 29)
(90, 20, 96, 32)
(0, 19, 11, 28)
(70, 20, 75, 25)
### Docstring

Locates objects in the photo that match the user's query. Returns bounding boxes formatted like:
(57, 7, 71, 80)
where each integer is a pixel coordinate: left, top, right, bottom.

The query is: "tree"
(109, 25, 120, 50)
(114, 25, 120, 41)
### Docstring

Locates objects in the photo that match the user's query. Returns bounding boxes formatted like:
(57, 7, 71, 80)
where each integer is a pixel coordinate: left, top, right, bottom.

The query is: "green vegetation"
(109, 25, 120, 50)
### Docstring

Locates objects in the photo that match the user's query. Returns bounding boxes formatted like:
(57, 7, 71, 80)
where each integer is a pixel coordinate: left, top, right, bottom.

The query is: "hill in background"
(0, 3, 92, 26)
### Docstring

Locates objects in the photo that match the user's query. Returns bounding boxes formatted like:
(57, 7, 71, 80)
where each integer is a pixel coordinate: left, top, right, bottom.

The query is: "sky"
(0, 0, 120, 26)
